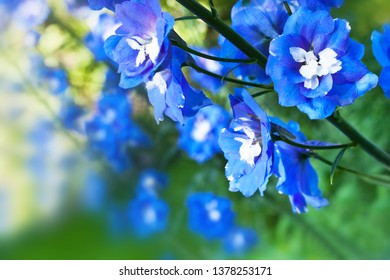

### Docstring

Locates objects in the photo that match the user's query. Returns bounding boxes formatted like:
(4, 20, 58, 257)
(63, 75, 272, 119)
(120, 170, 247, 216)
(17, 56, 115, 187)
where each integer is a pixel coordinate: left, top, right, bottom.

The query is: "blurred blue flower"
(85, 93, 151, 171)
(88, 0, 126, 11)
(128, 194, 169, 238)
(223, 227, 258, 256)
(372, 24, 390, 98)
(58, 96, 85, 132)
(104, 0, 174, 89)
(136, 168, 168, 197)
(187, 192, 235, 240)
(188, 47, 227, 94)
(84, 13, 121, 61)
(31, 56, 69, 95)
(218, 89, 274, 197)
(220, 0, 289, 84)
(297, 0, 343, 11)
(271, 118, 328, 213)
(177, 105, 230, 163)
(81, 169, 106, 211)
(13, 0, 49, 30)
(146, 47, 211, 124)
(266, 7, 377, 119)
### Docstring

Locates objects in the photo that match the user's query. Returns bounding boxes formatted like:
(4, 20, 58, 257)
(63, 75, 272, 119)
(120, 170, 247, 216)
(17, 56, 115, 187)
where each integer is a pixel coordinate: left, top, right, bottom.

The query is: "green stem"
(311, 153, 390, 186)
(176, 0, 267, 68)
(172, 41, 257, 63)
(175, 15, 199, 21)
(274, 135, 357, 150)
(184, 62, 272, 89)
(251, 90, 274, 98)
(327, 111, 390, 169)
(283, 1, 293, 15)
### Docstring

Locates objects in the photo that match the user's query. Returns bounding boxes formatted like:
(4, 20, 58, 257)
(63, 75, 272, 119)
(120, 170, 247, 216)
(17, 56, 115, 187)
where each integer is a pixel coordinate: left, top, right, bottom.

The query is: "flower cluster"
(128, 169, 169, 238)
(187, 192, 258, 255)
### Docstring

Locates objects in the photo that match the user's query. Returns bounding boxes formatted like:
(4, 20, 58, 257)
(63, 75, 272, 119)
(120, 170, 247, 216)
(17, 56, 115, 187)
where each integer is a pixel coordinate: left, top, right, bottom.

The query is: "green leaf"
(330, 148, 347, 186)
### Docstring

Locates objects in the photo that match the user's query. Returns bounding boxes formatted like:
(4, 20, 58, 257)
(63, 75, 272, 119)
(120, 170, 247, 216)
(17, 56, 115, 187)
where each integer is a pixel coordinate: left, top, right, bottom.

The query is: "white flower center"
(205, 200, 221, 222)
(127, 36, 160, 67)
(191, 115, 212, 142)
(146, 72, 167, 94)
(233, 124, 262, 166)
(290, 47, 342, 90)
(143, 206, 157, 224)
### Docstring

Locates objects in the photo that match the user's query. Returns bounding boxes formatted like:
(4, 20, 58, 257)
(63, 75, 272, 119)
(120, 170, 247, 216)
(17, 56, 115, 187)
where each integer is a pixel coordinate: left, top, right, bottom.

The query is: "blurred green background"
(1, 0, 390, 260)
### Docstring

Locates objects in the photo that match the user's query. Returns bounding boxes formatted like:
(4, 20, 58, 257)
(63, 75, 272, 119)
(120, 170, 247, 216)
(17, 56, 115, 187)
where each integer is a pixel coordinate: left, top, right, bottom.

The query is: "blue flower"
(136, 168, 168, 197)
(58, 96, 85, 132)
(13, 0, 49, 30)
(88, 0, 126, 11)
(266, 7, 378, 119)
(297, 0, 344, 11)
(187, 192, 235, 240)
(188, 46, 227, 94)
(84, 13, 121, 61)
(128, 194, 169, 238)
(104, 0, 174, 89)
(177, 105, 230, 163)
(223, 227, 258, 256)
(218, 89, 274, 197)
(145, 46, 211, 124)
(81, 169, 106, 211)
(372, 24, 390, 98)
(271, 117, 328, 213)
(220, 0, 289, 84)
(85, 93, 151, 171)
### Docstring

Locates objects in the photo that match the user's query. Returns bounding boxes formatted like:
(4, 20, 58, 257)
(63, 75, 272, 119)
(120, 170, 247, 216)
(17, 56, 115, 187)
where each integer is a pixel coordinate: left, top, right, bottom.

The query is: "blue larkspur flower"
(271, 118, 328, 213)
(82, 169, 106, 211)
(85, 93, 151, 171)
(297, 0, 343, 11)
(136, 168, 168, 197)
(104, 0, 174, 89)
(223, 227, 258, 256)
(372, 24, 390, 98)
(88, 0, 126, 11)
(218, 89, 274, 197)
(220, 0, 289, 84)
(177, 105, 230, 163)
(128, 194, 169, 238)
(145, 46, 211, 124)
(266, 7, 378, 119)
(187, 192, 235, 240)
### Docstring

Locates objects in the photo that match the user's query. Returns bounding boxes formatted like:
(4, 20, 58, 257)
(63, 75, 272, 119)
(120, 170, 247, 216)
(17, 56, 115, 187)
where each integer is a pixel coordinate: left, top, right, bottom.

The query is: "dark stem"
(274, 135, 357, 150)
(184, 62, 272, 89)
(172, 41, 257, 63)
(327, 111, 390, 169)
(283, 1, 293, 15)
(311, 153, 390, 186)
(176, 0, 267, 68)
(175, 15, 199, 21)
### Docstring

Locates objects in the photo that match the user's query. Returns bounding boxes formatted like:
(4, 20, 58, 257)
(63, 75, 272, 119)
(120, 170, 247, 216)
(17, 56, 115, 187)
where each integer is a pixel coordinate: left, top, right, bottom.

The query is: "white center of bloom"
(143, 206, 157, 224)
(146, 72, 167, 94)
(143, 176, 156, 188)
(233, 125, 262, 166)
(205, 200, 221, 222)
(127, 36, 160, 67)
(191, 115, 212, 142)
(232, 232, 245, 248)
(290, 47, 342, 90)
